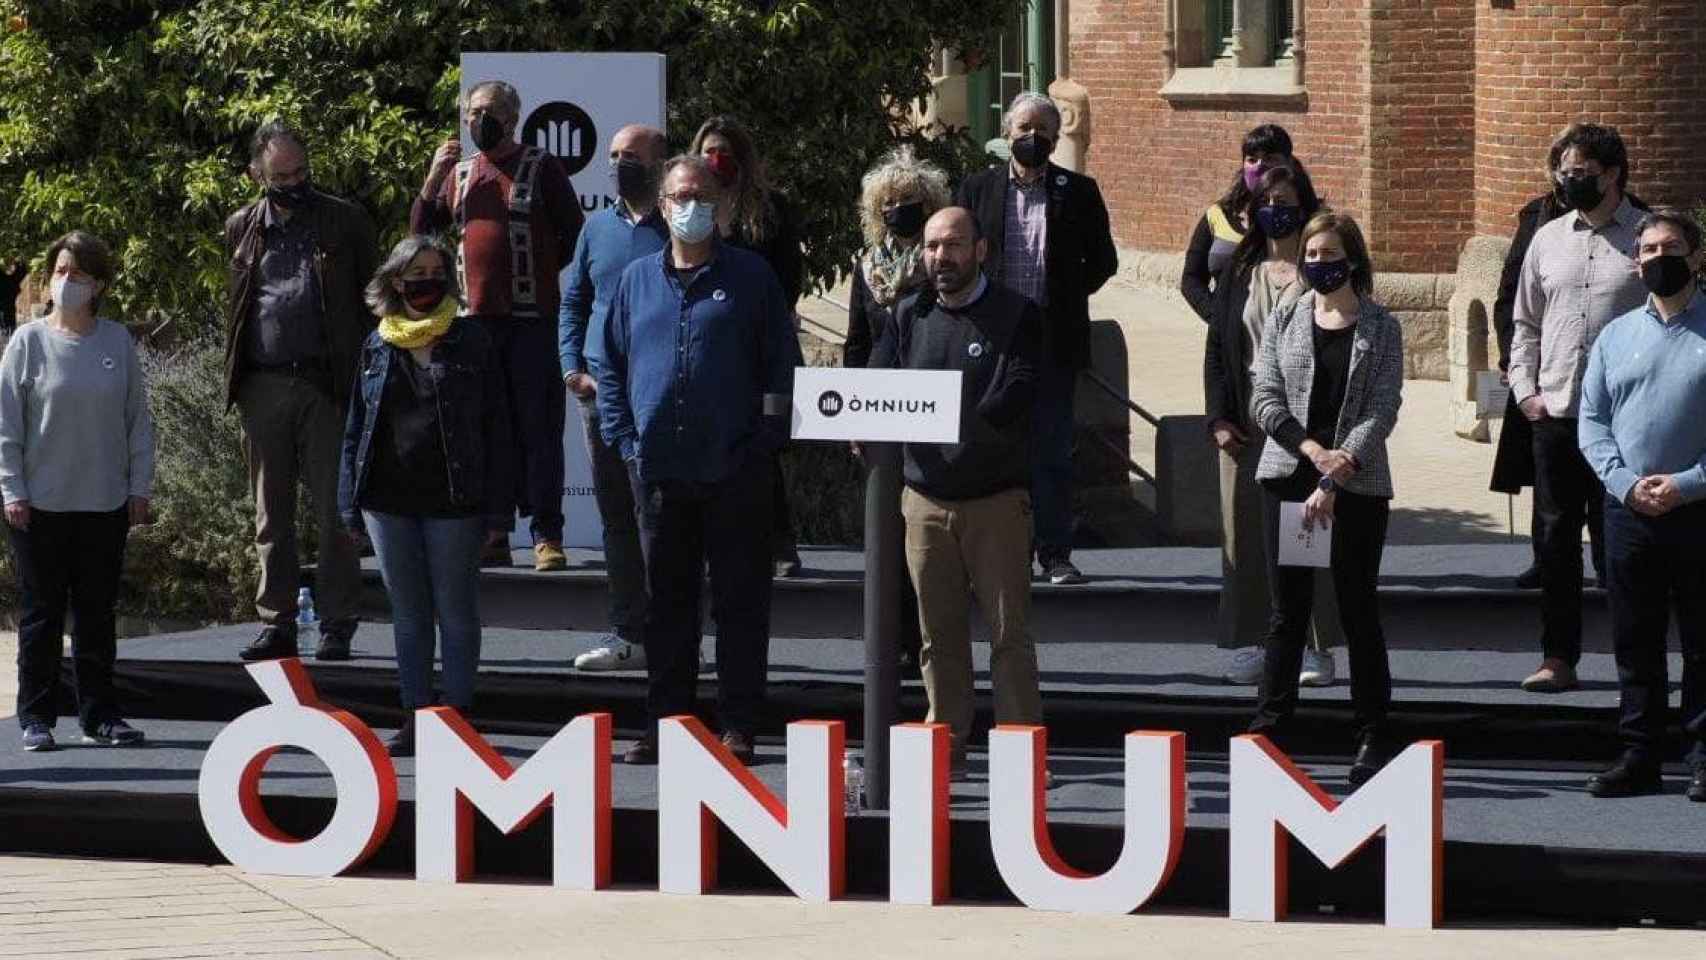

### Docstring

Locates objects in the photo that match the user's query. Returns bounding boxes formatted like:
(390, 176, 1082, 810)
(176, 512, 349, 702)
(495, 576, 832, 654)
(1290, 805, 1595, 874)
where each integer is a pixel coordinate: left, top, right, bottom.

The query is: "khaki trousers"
(1218, 434, 1342, 651)
(902, 486, 1042, 750)
(237, 373, 363, 625)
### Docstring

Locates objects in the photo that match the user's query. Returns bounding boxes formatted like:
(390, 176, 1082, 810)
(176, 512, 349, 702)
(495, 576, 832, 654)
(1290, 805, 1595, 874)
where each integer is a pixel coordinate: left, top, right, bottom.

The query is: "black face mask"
(1303, 259, 1353, 295)
(882, 201, 926, 239)
(1255, 204, 1303, 240)
(1641, 255, 1696, 299)
(267, 180, 313, 209)
(1559, 173, 1606, 213)
(1010, 133, 1053, 169)
(401, 277, 448, 312)
(613, 160, 657, 201)
(472, 114, 507, 153)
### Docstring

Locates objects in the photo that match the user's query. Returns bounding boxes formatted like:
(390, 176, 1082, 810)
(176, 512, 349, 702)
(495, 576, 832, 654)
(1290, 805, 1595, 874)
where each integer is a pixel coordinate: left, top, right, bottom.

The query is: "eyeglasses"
(661, 192, 716, 206)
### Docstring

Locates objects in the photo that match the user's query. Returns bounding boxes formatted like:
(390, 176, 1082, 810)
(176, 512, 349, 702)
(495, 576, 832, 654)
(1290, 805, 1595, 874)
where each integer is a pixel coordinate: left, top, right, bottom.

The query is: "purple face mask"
(1243, 163, 1266, 193)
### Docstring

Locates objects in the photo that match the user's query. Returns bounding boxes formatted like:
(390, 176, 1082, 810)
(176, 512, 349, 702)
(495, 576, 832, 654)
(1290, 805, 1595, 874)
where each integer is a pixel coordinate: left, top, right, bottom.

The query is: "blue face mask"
(1255, 204, 1303, 239)
(668, 200, 717, 244)
(1303, 258, 1352, 295)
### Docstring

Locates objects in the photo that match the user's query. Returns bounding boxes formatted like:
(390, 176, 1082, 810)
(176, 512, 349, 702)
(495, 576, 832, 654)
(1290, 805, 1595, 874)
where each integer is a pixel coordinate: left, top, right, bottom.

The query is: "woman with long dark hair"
(691, 115, 807, 577)
(1204, 162, 1343, 687)
(1181, 124, 1294, 322)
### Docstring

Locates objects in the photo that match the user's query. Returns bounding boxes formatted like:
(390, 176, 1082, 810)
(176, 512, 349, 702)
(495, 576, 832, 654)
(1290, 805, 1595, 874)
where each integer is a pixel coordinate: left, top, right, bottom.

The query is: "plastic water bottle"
(843, 756, 865, 815)
(296, 586, 319, 649)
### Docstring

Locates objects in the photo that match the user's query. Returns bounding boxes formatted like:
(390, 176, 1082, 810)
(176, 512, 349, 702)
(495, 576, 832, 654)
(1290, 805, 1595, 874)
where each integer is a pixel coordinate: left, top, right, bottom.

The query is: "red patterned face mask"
(704, 150, 739, 187)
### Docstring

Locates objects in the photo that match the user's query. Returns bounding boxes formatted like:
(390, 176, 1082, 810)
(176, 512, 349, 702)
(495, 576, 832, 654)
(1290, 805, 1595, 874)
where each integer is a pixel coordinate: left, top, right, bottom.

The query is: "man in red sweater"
(412, 79, 585, 570)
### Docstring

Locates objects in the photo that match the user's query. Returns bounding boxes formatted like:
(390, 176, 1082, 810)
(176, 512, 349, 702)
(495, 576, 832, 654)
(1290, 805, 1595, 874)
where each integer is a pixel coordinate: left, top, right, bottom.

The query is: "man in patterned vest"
(413, 79, 585, 570)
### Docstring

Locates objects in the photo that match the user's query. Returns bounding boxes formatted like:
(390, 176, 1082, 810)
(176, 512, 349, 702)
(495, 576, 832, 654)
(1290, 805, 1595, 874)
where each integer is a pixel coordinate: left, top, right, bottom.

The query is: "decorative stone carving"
(1049, 77, 1090, 173)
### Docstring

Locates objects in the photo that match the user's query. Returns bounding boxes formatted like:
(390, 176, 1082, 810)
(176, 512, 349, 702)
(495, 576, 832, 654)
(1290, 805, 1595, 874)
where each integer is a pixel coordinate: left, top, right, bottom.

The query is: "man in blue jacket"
(597, 154, 801, 765)
(559, 124, 670, 673)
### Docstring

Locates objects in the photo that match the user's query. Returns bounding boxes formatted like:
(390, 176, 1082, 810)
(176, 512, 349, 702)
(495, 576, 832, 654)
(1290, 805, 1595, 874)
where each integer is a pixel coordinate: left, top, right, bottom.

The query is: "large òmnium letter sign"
(1229, 735, 1444, 929)
(461, 51, 666, 551)
(197, 662, 1448, 928)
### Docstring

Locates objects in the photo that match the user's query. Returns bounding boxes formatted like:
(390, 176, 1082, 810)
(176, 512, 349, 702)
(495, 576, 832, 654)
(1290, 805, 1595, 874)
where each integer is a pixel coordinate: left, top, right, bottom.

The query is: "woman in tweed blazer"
(1247, 211, 1404, 787)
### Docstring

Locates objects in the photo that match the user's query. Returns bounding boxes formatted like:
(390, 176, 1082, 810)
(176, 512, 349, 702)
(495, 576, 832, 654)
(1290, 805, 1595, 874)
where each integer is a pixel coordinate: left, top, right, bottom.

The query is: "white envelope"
(1277, 501, 1332, 568)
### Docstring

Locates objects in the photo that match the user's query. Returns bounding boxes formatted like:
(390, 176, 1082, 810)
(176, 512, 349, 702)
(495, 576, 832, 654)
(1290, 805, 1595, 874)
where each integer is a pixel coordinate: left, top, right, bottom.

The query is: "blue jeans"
(1031, 361, 1076, 556)
(363, 510, 485, 710)
(1602, 497, 1706, 766)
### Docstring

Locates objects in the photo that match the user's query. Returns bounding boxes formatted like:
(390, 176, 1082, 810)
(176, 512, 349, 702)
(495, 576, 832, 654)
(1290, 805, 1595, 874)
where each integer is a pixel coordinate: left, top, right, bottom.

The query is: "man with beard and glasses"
(413, 79, 584, 572)
(870, 206, 1045, 780)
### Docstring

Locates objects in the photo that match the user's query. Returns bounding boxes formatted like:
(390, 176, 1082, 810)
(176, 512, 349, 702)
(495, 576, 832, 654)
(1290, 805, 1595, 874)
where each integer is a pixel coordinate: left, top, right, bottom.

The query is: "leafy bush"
(0, 0, 1015, 340)
(781, 441, 866, 548)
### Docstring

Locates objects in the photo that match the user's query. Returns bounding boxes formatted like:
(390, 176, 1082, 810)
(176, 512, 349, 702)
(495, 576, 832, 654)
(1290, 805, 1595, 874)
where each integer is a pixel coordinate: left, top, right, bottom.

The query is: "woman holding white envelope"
(1246, 210, 1404, 787)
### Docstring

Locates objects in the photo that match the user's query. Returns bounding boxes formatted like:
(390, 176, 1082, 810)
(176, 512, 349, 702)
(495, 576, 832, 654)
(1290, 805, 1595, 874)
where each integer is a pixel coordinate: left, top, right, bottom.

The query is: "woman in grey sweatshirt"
(0, 231, 154, 752)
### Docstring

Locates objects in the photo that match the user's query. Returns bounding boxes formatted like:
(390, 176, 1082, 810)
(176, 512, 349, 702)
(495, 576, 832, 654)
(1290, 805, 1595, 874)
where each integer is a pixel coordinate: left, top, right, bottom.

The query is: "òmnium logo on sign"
(830, 394, 938, 415)
(793, 367, 963, 443)
(523, 101, 598, 175)
(818, 391, 844, 417)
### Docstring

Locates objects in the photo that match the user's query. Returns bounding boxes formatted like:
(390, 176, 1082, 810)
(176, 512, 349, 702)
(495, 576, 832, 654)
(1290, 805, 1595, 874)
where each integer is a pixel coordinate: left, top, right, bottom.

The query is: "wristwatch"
(1317, 476, 1337, 494)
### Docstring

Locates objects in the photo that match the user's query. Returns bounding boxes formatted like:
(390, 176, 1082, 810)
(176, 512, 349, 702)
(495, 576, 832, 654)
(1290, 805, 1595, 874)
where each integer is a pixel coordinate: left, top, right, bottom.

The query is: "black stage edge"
(81, 657, 1692, 765)
(3, 787, 1704, 927)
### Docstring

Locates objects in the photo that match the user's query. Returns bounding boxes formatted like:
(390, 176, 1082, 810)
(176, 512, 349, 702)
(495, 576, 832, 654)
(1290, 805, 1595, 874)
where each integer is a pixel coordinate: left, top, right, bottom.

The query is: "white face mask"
(668, 200, 717, 245)
(51, 275, 96, 313)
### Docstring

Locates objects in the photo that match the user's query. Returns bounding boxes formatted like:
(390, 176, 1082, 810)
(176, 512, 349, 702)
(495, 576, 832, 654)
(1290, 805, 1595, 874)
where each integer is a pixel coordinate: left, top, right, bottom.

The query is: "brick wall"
(1366, 0, 1475, 272)
(1072, 1, 1373, 267)
(1474, 0, 1706, 239)
(1071, 0, 1706, 272)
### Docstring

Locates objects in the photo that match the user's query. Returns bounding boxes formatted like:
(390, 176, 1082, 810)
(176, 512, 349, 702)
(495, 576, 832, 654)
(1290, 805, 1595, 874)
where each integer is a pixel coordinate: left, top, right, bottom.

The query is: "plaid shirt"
(1000, 169, 1048, 307)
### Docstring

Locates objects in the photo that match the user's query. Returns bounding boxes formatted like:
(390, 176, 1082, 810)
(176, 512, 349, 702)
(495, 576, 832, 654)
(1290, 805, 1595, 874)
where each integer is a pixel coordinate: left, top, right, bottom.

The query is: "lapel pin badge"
(712, 289, 727, 302)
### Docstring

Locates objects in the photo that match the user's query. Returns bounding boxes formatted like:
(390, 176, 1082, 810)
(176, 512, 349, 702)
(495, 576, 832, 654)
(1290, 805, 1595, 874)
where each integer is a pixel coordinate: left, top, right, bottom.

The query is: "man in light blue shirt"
(1577, 208, 1706, 802)
(558, 124, 669, 673)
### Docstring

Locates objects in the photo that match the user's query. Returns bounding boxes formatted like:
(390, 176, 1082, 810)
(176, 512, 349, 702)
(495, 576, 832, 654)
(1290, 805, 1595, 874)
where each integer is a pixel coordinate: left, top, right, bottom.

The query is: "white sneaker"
(1224, 647, 1264, 685)
(574, 639, 646, 672)
(1299, 648, 1337, 687)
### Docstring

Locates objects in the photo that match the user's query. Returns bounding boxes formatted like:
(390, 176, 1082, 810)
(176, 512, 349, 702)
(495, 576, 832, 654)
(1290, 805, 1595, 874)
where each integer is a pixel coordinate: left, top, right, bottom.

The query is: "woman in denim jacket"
(338, 235, 512, 756)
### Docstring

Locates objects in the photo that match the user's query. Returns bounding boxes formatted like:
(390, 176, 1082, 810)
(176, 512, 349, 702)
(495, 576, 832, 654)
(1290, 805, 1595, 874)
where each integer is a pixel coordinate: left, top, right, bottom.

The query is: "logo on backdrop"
(818, 391, 845, 418)
(522, 101, 598, 175)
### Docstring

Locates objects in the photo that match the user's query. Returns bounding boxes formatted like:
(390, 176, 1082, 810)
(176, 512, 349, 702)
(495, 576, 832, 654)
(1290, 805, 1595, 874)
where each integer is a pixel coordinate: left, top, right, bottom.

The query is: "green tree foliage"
(0, 0, 1011, 340)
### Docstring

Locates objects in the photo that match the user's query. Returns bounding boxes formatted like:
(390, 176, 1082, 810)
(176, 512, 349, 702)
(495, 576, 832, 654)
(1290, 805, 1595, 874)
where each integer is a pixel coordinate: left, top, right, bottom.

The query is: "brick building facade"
(1066, 0, 1705, 274)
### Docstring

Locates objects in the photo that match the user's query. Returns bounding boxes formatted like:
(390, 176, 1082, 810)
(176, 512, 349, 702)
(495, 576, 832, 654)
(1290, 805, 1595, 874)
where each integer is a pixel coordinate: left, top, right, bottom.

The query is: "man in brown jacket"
(223, 120, 376, 662)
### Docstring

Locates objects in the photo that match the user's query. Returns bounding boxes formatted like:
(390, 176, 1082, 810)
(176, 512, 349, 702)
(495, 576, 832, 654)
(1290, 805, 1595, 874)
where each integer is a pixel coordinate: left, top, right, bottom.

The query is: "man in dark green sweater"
(871, 207, 1044, 777)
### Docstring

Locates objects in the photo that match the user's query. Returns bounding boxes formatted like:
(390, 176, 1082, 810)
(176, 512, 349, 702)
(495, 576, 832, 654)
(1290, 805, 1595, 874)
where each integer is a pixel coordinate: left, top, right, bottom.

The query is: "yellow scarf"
(377, 296, 457, 349)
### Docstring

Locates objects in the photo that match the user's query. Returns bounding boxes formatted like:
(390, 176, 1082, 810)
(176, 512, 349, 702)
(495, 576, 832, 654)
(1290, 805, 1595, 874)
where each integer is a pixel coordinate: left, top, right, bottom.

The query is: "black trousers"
(1603, 497, 1706, 766)
(770, 457, 798, 563)
(1531, 417, 1605, 666)
(9, 508, 130, 730)
(475, 315, 565, 544)
(633, 454, 774, 737)
(1250, 481, 1392, 743)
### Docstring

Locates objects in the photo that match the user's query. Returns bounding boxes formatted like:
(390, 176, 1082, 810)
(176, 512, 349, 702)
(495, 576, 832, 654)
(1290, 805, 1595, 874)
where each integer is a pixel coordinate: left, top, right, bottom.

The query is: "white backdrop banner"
(791, 367, 963, 444)
(459, 52, 666, 550)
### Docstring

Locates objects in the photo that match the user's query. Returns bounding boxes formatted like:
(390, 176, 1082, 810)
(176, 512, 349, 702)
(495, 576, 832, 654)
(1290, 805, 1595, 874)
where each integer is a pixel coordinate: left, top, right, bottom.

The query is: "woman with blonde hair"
(843, 146, 953, 675)
(844, 146, 952, 368)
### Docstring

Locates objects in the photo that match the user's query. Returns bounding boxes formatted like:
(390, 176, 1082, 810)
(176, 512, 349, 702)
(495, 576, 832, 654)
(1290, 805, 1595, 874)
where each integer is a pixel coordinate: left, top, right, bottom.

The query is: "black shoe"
(1348, 735, 1392, 787)
(1587, 755, 1663, 798)
(83, 718, 146, 746)
(239, 624, 298, 661)
(1514, 564, 1542, 590)
(721, 730, 756, 764)
(1688, 765, 1706, 803)
(315, 619, 356, 661)
(624, 735, 658, 765)
(386, 718, 415, 758)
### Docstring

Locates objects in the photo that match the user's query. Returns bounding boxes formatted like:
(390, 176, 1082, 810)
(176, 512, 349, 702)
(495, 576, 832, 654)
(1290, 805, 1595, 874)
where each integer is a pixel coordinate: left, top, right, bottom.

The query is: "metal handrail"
(1081, 368, 1161, 428)
(1087, 429, 1157, 488)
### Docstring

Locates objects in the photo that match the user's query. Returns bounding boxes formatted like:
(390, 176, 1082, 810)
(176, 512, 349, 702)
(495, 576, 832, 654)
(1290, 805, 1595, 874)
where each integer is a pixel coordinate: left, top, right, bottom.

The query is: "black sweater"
(872, 279, 1042, 500)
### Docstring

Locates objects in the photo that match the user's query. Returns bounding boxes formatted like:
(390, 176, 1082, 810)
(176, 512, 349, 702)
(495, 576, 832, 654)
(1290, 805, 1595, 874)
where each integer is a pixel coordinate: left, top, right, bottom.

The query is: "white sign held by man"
(791, 367, 962, 444)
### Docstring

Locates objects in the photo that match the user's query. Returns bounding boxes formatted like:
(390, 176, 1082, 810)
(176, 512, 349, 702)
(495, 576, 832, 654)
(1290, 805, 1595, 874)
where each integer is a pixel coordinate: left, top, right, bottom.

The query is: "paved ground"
(5, 855, 1706, 959)
(802, 280, 1534, 546)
